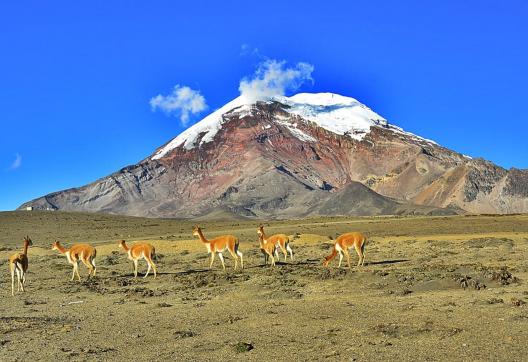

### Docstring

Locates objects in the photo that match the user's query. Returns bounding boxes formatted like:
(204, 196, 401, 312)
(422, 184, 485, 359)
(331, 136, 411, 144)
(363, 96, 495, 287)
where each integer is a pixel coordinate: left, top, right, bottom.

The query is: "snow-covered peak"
(152, 96, 250, 159)
(275, 93, 387, 141)
(151, 92, 433, 160)
(287, 92, 361, 106)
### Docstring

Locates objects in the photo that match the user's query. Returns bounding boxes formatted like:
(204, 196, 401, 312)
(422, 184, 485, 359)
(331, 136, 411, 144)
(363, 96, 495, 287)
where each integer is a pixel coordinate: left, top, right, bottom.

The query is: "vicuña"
(257, 225, 293, 263)
(323, 232, 367, 268)
(9, 236, 32, 296)
(51, 241, 97, 281)
(118, 240, 157, 278)
(192, 225, 243, 270)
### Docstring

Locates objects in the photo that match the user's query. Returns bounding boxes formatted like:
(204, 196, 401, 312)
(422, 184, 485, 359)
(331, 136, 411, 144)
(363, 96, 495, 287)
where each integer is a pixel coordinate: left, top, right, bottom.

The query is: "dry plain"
(1, 211, 528, 361)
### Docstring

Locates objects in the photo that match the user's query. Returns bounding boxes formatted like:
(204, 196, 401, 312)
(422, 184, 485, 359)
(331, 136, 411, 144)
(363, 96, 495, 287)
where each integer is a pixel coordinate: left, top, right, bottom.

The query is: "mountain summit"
(20, 93, 528, 218)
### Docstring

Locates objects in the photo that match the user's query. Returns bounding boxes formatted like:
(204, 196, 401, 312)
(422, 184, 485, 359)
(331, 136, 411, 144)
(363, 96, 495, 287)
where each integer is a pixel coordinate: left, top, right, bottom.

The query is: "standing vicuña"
(192, 225, 243, 270)
(9, 236, 33, 296)
(118, 240, 157, 278)
(51, 241, 97, 281)
(257, 225, 293, 263)
(258, 232, 276, 267)
(323, 232, 367, 268)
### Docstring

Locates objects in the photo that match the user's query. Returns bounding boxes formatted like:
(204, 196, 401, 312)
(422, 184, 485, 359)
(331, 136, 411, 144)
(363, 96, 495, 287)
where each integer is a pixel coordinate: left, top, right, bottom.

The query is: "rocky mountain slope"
(20, 93, 528, 218)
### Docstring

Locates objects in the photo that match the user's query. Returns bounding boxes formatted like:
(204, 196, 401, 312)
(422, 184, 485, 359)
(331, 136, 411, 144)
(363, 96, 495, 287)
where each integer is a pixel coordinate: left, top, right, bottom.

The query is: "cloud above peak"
(239, 59, 314, 102)
(150, 85, 207, 124)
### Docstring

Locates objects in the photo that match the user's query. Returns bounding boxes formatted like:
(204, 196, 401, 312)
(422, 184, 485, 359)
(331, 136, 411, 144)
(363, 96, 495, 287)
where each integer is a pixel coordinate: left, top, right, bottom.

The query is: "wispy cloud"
(10, 153, 22, 170)
(239, 59, 314, 102)
(240, 44, 263, 58)
(150, 85, 207, 124)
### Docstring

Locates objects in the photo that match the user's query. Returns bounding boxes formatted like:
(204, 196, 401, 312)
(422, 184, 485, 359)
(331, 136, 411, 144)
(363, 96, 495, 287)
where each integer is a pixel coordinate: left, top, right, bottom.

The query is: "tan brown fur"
(323, 232, 367, 268)
(192, 225, 243, 270)
(9, 236, 32, 296)
(257, 225, 293, 262)
(258, 233, 276, 267)
(51, 241, 97, 281)
(118, 240, 157, 278)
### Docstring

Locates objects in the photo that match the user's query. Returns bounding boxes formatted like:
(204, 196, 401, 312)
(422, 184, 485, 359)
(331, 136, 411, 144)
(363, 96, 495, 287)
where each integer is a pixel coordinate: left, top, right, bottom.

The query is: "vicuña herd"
(6, 225, 368, 296)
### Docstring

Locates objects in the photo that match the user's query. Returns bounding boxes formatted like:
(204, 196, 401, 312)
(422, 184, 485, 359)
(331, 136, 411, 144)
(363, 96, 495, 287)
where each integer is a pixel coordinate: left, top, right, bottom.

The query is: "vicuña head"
(257, 225, 264, 237)
(51, 240, 61, 251)
(192, 225, 201, 237)
(322, 254, 333, 267)
(23, 235, 33, 247)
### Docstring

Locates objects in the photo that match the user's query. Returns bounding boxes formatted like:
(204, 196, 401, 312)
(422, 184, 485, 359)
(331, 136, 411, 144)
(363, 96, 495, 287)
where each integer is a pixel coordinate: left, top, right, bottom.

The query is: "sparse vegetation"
(1, 212, 528, 360)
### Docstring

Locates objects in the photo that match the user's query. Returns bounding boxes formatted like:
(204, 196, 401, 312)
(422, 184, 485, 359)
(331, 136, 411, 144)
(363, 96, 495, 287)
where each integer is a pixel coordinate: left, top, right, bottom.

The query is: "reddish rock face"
(20, 99, 528, 218)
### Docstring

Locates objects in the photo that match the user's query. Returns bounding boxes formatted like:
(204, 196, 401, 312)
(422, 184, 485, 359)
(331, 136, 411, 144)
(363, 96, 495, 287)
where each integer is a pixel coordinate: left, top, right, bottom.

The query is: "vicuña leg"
(218, 253, 226, 270)
(16, 267, 22, 291)
(237, 250, 244, 269)
(287, 244, 293, 261)
(133, 259, 139, 278)
(81, 259, 93, 277)
(10, 265, 15, 296)
(75, 262, 81, 281)
(209, 252, 216, 269)
(354, 244, 364, 267)
(144, 260, 151, 278)
(148, 257, 157, 278)
(343, 248, 351, 269)
(71, 263, 77, 281)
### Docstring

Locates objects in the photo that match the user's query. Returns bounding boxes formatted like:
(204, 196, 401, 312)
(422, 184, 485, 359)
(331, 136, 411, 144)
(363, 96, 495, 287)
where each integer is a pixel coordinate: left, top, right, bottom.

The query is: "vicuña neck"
(197, 229, 209, 244)
(121, 242, 130, 252)
(55, 243, 67, 254)
(23, 241, 29, 255)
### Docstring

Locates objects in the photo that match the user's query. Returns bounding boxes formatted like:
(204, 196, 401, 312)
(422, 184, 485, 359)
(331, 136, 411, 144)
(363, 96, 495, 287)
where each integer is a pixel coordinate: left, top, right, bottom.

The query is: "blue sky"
(1, 1, 527, 211)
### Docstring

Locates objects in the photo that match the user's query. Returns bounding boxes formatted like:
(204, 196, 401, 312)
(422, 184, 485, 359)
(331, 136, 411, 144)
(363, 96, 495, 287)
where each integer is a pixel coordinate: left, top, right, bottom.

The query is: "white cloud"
(150, 85, 207, 124)
(239, 59, 314, 102)
(10, 153, 21, 170)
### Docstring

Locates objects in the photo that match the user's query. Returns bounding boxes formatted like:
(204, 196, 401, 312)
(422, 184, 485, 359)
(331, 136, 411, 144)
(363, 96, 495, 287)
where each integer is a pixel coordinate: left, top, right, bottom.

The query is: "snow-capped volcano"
(20, 92, 528, 218)
(152, 92, 437, 160)
(152, 93, 384, 158)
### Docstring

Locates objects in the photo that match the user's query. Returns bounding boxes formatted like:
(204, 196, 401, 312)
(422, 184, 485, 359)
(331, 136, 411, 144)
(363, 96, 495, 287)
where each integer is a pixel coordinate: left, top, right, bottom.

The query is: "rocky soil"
(1, 212, 528, 361)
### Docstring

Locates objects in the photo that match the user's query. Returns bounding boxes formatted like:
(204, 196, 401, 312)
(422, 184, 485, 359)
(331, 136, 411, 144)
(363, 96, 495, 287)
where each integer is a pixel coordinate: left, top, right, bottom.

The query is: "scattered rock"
(374, 323, 400, 338)
(487, 267, 518, 286)
(487, 298, 504, 304)
(103, 251, 121, 265)
(234, 342, 254, 353)
(454, 275, 486, 290)
(157, 302, 172, 308)
(174, 330, 196, 339)
(510, 298, 526, 307)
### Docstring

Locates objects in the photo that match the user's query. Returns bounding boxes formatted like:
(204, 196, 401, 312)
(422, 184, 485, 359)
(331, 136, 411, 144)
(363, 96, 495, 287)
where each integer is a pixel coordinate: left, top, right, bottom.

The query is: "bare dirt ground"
(1, 211, 528, 361)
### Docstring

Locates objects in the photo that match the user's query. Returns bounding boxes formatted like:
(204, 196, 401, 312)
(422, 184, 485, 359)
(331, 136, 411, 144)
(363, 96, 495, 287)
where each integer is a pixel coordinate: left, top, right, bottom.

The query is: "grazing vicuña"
(323, 232, 367, 268)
